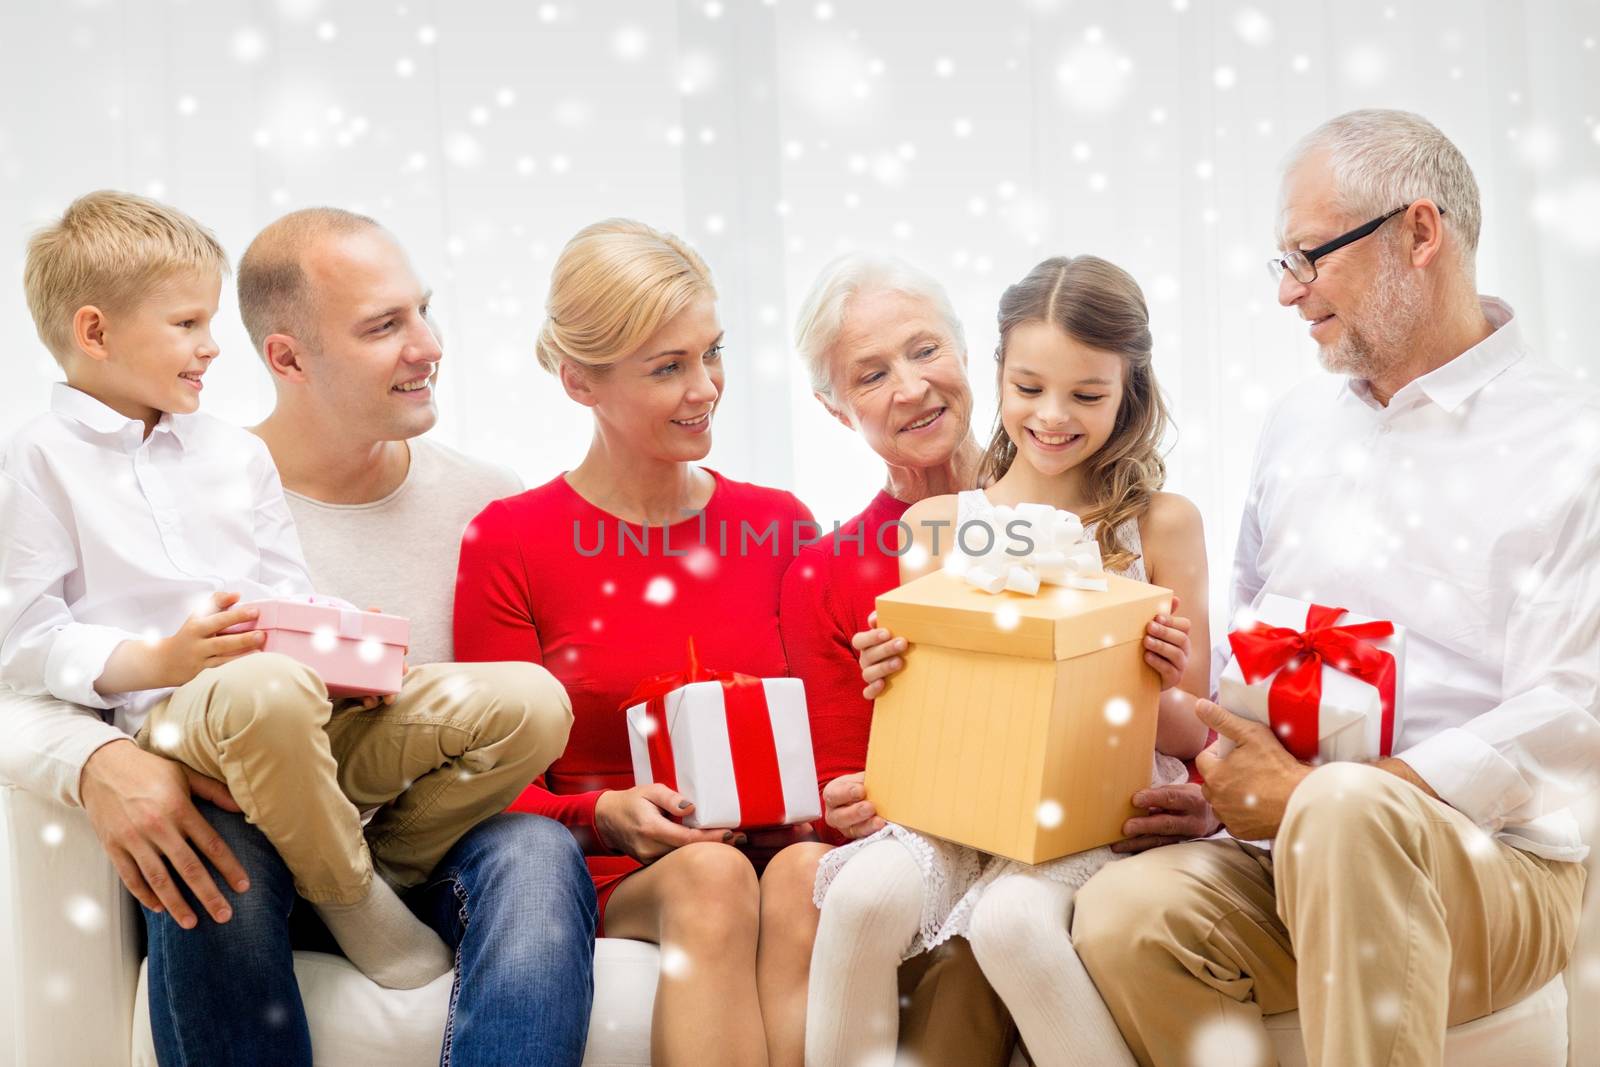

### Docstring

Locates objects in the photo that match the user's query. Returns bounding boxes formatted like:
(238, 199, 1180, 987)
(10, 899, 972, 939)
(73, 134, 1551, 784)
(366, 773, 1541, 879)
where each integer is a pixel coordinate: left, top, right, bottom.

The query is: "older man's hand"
(1112, 782, 1220, 853)
(1192, 700, 1313, 841)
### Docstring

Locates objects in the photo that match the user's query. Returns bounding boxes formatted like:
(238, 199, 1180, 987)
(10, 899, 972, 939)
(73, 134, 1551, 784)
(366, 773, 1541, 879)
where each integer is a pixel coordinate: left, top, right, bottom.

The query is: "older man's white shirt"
(1230, 297, 1599, 862)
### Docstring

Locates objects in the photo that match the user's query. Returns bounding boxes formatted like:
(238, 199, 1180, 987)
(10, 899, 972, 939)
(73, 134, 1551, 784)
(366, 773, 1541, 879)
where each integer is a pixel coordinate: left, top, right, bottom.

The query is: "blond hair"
(237, 206, 381, 353)
(536, 218, 715, 374)
(978, 256, 1171, 574)
(23, 190, 229, 363)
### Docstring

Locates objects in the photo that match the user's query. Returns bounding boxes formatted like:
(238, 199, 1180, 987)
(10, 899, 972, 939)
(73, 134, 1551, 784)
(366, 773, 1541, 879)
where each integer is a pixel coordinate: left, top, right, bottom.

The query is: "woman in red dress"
(454, 219, 821, 1067)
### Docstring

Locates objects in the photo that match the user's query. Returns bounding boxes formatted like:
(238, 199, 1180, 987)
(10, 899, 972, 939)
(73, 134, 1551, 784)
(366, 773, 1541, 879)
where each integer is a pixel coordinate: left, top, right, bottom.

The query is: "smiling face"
(824, 288, 973, 471)
(297, 227, 442, 441)
(1276, 151, 1423, 381)
(92, 268, 222, 426)
(998, 319, 1125, 479)
(574, 292, 725, 463)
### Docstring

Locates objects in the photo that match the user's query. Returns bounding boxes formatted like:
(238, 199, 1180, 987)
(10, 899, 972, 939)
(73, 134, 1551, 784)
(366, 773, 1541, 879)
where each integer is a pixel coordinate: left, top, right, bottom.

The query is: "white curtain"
(3, 0, 1597, 629)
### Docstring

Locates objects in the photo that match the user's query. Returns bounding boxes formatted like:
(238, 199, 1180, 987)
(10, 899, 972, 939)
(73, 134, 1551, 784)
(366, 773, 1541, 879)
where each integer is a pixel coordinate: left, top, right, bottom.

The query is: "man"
(10, 207, 598, 1067)
(1072, 109, 1599, 1067)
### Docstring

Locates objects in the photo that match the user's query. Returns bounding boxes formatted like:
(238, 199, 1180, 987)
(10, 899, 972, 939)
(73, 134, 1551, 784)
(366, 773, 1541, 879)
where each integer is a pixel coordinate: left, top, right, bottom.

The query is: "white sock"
(312, 876, 454, 990)
(805, 839, 925, 1067)
(967, 873, 1136, 1067)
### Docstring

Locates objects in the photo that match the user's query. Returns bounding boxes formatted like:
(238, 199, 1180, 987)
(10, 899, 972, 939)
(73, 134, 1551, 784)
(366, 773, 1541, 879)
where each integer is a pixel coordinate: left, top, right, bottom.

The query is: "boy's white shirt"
(0, 383, 319, 803)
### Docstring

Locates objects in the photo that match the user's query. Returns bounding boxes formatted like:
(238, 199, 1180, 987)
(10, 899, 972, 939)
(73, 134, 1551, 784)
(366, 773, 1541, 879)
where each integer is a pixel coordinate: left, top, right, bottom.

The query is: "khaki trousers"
(1071, 762, 1586, 1067)
(138, 652, 573, 903)
(899, 936, 1018, 1067)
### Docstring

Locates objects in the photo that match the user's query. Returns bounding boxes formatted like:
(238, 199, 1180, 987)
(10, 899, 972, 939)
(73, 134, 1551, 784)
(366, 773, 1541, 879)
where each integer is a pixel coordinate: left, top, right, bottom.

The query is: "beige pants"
(1071, 762, 1586, 1067)
(899, 936, 1017, 1066)
(138, 652, 573, 904)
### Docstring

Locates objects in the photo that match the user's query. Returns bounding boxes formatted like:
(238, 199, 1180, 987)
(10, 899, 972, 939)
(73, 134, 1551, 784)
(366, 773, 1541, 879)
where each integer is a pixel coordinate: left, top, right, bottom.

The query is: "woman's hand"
(852, 610, 908, 700)
(594, 784, 741, 864)
(1144, 596, 1192, 692)
(822, 771, 885, 840)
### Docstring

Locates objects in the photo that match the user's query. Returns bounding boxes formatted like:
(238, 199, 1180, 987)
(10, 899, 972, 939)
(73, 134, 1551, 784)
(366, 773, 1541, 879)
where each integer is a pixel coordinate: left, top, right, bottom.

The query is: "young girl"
(806, 255, 1211, 1067)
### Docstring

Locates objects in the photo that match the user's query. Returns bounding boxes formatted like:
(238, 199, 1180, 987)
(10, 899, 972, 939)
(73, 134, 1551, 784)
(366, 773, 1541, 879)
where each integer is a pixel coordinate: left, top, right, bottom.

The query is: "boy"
(0, 191, 572, 989)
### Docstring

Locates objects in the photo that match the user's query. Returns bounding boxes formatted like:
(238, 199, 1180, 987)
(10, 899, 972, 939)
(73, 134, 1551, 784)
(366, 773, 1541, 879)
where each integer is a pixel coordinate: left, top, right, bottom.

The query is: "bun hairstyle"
(536, 218, 715, 375)
(978, 255, 1171, 573)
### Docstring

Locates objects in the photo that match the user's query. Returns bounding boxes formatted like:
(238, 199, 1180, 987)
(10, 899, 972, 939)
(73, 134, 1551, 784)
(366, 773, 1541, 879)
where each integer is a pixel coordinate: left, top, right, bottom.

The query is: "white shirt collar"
(1345, 296, 1525, 415)
(50, 382, 196, 448)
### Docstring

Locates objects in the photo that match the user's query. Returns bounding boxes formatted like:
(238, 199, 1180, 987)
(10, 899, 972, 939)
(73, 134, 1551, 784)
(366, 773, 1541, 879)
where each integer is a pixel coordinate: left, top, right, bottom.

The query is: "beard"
(1316, 248, 1425, 382)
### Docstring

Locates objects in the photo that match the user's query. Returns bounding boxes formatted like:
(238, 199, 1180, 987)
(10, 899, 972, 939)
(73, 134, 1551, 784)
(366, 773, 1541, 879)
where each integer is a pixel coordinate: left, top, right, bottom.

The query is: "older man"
(1071, 109, 1600, 1067)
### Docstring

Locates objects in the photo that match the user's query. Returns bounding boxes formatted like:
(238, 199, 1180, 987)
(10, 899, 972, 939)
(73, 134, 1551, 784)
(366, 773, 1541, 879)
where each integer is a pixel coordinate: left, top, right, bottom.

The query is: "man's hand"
(1192, 700, 1313, 840)
(822, 771, 885, 840)
(1112, 782, 1220, 853)
(79, 740, 250, 929)
(594, 784, 736, 864)
(354, 607, 402, 710)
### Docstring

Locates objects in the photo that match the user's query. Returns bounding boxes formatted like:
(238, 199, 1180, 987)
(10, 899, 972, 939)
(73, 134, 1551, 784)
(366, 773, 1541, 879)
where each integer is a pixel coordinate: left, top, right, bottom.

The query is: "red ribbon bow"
(1227, 604, 1397, 763)
(622, 639, 788, 828)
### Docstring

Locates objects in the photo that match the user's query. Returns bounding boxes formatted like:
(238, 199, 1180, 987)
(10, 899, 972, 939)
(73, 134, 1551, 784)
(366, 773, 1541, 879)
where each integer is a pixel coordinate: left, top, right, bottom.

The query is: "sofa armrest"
(1570, 794, 1600, 1067)
(0, 782, 141, 1067)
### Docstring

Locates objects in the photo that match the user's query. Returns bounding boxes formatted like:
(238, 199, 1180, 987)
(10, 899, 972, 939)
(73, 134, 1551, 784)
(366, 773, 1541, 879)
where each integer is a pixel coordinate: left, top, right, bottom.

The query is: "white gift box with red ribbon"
(625, 676, 821, 831)
(1218, 594, 1406, 764)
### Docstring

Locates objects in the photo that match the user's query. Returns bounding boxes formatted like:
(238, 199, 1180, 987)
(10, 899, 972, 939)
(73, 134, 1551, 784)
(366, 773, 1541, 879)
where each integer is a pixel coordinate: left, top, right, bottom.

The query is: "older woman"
(454, 218, 824, 1067)
(765, 254, 1015, 1067)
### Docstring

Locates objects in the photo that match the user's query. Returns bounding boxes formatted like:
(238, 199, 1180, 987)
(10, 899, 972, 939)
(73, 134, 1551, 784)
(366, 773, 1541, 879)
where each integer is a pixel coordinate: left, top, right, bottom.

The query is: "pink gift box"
(224, 596, 410, 698)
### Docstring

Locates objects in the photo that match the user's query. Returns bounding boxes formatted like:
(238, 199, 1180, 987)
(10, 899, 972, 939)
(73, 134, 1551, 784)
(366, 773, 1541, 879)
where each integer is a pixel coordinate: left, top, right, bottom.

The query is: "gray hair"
(793, 252, 966, 397)
(1284, 109, 1481, 264)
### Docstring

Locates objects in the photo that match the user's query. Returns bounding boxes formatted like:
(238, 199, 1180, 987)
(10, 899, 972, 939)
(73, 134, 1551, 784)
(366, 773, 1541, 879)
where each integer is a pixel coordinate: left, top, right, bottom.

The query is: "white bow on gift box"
(946, 502, 1108, 596)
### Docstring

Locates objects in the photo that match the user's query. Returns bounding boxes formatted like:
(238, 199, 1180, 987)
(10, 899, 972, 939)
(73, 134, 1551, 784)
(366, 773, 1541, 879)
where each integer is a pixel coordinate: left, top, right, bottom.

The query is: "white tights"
(968, 872, 1136, 1067)
(805, 838, 1135, 1067)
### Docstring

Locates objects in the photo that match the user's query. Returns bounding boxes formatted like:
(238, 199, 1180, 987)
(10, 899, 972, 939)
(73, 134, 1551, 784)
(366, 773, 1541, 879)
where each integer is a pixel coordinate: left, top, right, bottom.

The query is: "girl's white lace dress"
(813, 489, 1188, 957)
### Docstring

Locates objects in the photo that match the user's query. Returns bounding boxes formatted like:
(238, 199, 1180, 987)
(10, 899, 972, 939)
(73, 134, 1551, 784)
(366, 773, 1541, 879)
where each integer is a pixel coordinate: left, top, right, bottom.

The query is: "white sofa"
(3, 781, 1595, 1067)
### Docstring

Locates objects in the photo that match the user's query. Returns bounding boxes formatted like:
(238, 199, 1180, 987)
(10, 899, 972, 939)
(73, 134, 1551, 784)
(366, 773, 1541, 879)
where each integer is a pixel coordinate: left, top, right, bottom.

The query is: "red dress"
(454, 470, 814, 926)
(778, 490, 909, 846)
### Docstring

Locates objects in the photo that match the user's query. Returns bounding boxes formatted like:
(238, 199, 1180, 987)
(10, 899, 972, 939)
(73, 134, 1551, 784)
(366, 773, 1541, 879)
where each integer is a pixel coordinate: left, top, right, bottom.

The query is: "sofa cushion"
(1263, 974, 1569, 1067)
(131, 938, 660, 1067)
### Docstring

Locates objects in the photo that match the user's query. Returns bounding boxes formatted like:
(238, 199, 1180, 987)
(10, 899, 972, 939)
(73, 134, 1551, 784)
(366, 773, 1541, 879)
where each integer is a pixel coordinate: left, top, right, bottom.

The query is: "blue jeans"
(143, 803, 597, 1067)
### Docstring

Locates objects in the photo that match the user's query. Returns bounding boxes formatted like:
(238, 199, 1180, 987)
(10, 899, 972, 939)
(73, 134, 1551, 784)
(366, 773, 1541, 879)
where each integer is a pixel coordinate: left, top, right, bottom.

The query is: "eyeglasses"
(1267, 203, 1443, 285)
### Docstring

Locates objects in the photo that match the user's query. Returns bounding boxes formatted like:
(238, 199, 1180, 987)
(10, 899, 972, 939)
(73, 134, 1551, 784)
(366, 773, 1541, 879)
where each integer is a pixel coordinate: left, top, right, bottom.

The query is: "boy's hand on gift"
(853, 611, 908, 700)
(1144, 597, 1192, 691)
(595, 784, 736, 864)
(79, 739, 251, 930)
(823, 771, 886, 840)
(154, 592, 266, 688)
(1112, 783, 1220, 853)
(1193, 700, 1312, 840)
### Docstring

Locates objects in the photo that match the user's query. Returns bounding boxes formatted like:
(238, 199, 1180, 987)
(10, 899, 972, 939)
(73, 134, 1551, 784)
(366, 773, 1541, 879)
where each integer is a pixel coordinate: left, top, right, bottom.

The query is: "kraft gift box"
(865, 569, 1173, 864)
